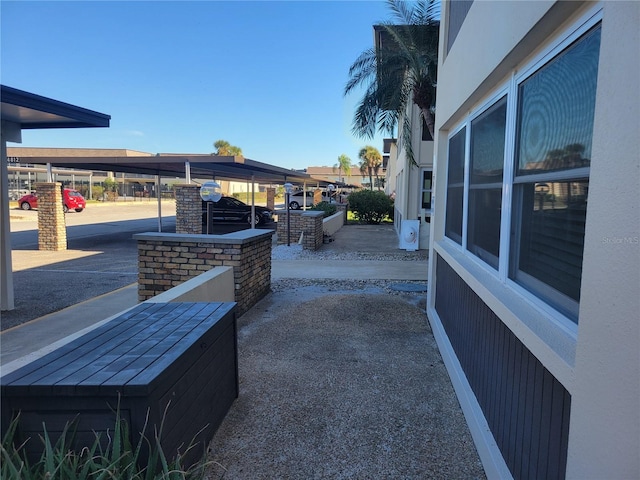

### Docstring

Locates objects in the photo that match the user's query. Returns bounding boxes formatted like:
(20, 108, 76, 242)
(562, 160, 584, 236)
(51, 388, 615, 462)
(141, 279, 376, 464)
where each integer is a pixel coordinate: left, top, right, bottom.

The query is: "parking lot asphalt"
(3, 202, 178, 331)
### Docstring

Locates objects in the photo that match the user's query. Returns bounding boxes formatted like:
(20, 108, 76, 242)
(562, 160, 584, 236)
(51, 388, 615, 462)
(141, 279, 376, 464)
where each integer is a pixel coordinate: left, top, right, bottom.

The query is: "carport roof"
(1, 85, 111, 129)
(12, 152, 324, 185)
(1, 85, 321, 185)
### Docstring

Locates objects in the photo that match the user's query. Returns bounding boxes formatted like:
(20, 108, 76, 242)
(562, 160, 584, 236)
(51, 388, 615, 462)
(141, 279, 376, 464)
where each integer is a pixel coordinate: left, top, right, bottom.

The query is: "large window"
(443, 21, 601, 323)
(445, 127, 466, 244)
(467, 97, 507, 269)
(510, 25, 601, 321)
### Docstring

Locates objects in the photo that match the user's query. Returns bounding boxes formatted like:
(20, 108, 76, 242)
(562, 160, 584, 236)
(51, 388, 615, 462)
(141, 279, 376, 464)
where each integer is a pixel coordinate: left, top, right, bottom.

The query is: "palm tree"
(358, 146, 383, 191)
(333, 154, 352, 183)
(213, 139, 243, 156)
(344, 0, 439, 166)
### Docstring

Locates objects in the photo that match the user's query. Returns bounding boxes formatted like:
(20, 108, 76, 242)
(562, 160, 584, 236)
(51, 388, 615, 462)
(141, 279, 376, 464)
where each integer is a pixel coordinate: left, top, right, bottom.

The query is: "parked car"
(8, 189, 30, 201)
(18, 188, 86, 213)
(288, 190, 330, 210)
(202, 196, 274, 226)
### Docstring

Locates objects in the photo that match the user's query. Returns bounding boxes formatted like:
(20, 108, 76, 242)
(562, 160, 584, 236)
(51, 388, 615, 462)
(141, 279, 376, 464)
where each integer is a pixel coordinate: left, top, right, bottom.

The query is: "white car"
(288, 191, 330, 210)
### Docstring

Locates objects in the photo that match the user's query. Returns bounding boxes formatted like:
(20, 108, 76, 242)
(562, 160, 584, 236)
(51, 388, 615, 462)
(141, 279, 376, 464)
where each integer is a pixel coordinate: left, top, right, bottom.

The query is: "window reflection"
(516, 26, 601, 175)
(513, 180, 588, 317)
(468, 97, 507, 268)
(445, 128, 466, 244)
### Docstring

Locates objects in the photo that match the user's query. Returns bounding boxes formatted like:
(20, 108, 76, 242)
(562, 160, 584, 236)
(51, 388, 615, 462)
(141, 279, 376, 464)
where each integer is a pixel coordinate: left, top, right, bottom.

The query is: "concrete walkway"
(0, 223, 486, 478)
(1, 224, 427, 368)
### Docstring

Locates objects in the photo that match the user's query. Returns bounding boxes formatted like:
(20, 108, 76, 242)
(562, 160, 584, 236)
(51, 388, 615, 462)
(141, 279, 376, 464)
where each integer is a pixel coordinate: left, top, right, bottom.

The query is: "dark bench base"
(1, 302, 238, 467)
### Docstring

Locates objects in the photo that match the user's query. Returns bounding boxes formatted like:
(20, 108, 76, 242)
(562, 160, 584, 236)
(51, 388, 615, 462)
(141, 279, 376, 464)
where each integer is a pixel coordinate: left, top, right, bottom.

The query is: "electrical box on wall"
(399, 220, 420, 251)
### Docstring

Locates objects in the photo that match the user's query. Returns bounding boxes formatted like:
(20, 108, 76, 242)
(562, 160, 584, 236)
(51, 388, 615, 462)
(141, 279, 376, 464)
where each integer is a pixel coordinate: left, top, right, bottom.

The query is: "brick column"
(302, 211, 324, 250)
(276, 209, 305, 245)
(266, 187, 275, 210)
(174, 184, 202, 234)
(276, 210, 324, 250)
(35, 182, 67, 251)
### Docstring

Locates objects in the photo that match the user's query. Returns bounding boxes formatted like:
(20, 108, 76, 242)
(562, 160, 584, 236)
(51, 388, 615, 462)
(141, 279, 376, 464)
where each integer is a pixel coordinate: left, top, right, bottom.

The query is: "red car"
(18, 188, 86, 213)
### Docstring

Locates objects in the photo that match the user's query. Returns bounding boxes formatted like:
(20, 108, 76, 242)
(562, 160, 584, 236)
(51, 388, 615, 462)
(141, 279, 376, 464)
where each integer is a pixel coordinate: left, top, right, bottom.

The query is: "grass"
(1, 406, 214, 480)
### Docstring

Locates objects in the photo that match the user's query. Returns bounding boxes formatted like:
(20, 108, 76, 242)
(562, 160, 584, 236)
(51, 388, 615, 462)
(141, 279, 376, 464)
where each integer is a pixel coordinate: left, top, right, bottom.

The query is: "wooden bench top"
(1, 302, 236, 397)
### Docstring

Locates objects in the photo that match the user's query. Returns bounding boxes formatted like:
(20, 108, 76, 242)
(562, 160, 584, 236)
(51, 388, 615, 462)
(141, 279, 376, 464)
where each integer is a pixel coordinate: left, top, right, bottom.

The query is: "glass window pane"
(445, 128, 466, 244)
(468, 188, 503, 268)
(470, 97, 507, 184)
(422, 171, 432, 190)
(510, 180, 588, 320)
(421, 170, 433, 210)
(422, 191, 432, 210)
(516, 26, 601, 175)
(467, 98, 507, 268)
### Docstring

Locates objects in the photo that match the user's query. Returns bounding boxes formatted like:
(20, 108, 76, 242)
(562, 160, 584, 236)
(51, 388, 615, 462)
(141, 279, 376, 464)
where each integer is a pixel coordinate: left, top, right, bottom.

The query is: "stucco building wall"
(428, 1, 639, 478)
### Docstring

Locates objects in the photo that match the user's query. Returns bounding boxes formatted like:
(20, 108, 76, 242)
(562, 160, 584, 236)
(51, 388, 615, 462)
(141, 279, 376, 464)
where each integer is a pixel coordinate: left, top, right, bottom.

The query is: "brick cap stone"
(134, 230, 274, 244)
(275, 209, 324, 218)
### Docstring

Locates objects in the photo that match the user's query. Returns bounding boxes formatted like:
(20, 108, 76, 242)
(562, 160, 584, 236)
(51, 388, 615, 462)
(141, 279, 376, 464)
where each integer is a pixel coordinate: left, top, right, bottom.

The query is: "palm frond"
(401, 110, 417, 167)
(346, 0, 440, 145)
(352, 89, 381, 139)
(344, 48, 377, 95)
(378, 109, 398, 137)
(414, 0, 441, 24)
(385, 0, 414, 25)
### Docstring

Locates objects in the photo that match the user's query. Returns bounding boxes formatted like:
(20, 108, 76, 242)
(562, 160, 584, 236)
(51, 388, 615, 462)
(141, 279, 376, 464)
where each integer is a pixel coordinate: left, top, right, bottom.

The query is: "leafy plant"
(91, 185, 104, 201)
(347, 189, 394, 224)
(213, 139, 243, 157)
(103, 177, 119, 201)
(1, 405, 213, 479)
(310, 201, 337, 218)
(344, 0, 440, 166)
(358, 146, 383, 191)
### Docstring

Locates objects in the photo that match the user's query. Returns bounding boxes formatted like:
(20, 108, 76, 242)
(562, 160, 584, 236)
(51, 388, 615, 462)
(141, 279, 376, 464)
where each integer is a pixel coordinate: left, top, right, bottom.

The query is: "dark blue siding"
(434, 254, 570, 480)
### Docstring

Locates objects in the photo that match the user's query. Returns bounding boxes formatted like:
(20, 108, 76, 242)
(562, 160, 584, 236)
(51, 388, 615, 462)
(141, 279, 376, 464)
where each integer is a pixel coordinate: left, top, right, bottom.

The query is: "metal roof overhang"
(1, 85, 111, 312)
(17, 154, 327, 186)
(1, 85, 111, 129)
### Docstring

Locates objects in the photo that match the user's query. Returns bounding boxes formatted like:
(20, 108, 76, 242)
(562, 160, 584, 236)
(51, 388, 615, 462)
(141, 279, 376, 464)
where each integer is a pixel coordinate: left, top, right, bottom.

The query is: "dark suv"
(202, 196, 274, 227)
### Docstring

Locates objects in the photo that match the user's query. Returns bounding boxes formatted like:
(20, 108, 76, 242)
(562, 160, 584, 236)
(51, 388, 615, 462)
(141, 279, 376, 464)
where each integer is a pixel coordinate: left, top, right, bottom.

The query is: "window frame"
(466, 94, 509, 270)
(440, 7, 603, 330)
(419, 168, 434, 213)
(443, 123, 467, 246)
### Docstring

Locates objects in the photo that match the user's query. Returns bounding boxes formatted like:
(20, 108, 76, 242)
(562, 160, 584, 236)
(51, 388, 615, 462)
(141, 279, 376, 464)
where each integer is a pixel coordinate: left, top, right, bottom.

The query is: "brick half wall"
(276, 210, 324, 250)
(135, 230, 273, 316)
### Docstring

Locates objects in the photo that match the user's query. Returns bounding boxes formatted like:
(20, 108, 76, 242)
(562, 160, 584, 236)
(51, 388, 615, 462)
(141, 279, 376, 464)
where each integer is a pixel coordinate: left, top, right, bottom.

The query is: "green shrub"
(310, 201, 337, 218)
(347, 190, 394, 224)
(91, 185, 104, 201)
(1, 408, 212, 479)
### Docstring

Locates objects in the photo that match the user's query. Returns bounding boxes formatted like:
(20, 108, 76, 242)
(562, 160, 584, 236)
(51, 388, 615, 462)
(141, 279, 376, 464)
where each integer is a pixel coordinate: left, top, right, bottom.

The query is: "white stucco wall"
(394, 103, 434, 249)
(565, 2, 640, 477)
(429, 1, 639, 478)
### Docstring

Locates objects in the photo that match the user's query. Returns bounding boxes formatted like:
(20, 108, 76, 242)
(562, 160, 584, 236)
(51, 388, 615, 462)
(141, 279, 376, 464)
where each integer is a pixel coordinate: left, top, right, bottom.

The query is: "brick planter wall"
(276, 210, 324, 250)
(35, 182, 67, 251)
(305, 213, 324, 250)
(175, 184, 202, 234)
(135, 230, 273, 316)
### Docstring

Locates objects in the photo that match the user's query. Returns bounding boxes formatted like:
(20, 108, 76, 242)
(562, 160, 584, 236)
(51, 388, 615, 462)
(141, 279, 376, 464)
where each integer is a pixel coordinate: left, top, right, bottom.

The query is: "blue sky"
(1, 0, 392, 170)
